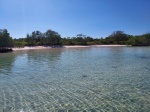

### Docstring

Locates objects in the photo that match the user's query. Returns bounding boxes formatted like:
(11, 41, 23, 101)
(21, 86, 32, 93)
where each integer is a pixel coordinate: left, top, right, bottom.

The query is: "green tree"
(126, 36, 141, 46)
(0, 29, 13, 47)
(141, 33, 150, 45)
(32, 31, 43, 44)
(126, 33, 150, 46)
(13, 38, 27, 47)
(45, 29, 61, 45)
(25, 33, 36, 46)
(61, 37, 75, 45)
(108, 31, 129, 44)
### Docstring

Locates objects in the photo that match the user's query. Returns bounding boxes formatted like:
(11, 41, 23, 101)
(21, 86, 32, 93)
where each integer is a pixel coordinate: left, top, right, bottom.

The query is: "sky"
(0, 0, 150, 38)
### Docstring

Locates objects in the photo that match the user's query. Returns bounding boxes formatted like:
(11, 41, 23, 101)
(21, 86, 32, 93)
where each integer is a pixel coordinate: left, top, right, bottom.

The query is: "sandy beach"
(12, 45, 129, 51)
(91, 45, 130, 47)
(12, 45, 90, 51)
(13, 46, 52, 51)
(64, 45, 89, 48)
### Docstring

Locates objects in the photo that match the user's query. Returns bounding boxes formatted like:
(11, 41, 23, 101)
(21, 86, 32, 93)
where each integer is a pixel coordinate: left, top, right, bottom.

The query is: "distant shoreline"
(12, 45, 130, 51)
(91, 45, 131, 47)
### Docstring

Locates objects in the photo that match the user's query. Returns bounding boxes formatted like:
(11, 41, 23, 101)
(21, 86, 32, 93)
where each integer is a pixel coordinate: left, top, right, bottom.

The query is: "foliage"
(1, 28, 150, 47)
(126, 33, 150, 46)
(45, 30, 61, 45)
(13, 38, 27, 47)
(106, 31, 130, 44)
(25, 30, 61, 46)
(0, 29, 13, 47)
(14, 31, 150, 46)
(61, 34, 96, 45)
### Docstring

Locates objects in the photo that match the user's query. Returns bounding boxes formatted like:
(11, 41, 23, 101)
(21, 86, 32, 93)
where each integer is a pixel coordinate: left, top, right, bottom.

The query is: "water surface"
(0, 47, 150, 112)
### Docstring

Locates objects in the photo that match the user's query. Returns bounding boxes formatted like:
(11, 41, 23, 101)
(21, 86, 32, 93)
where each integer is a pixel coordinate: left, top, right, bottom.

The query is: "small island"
(1, 28, 150, 53)
(13, 30, 150, 47)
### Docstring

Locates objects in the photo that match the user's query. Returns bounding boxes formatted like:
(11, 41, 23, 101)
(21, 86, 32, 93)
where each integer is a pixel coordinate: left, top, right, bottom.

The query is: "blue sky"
(0, 0, 150, 38)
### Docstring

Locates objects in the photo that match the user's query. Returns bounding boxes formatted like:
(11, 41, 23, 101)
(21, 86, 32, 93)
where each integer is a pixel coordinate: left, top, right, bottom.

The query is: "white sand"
(91, 45, 130, 47)
(13, 46, 52, 51)
(13, 45, 90, 51)
(12, 45, 129, 51)
(64, 45, 89, 48)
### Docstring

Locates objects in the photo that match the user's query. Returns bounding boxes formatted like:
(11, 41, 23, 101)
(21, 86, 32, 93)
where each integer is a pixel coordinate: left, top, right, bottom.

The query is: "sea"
(0, 46, 150, 112)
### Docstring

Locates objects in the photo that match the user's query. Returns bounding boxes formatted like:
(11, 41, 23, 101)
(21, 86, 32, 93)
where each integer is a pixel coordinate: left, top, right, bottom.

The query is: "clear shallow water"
(0, 47, 150, 112)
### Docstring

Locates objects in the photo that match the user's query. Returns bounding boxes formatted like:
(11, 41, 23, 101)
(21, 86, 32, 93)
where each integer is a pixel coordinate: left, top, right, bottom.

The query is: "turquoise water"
(0, 47, 150, 112)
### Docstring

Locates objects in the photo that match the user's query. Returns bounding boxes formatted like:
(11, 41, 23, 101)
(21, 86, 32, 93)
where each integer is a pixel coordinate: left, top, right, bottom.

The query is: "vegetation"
(0, 29, 13, 48)
(25, 30, 61, 46)
(1, 28, 150, 49)
(126, 33, 150, 46)
(0, 29, 13, 52)
(104, 31, 131, 45)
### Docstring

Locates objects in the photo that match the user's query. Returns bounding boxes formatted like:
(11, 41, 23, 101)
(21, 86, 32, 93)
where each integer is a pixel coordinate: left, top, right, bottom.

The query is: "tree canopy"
(1, 28, 150, 47)
(25, 29, 61, 46)
(105, 31, 131, 44)
(126, 33, 150, 46)
(0, 29, 13, 48)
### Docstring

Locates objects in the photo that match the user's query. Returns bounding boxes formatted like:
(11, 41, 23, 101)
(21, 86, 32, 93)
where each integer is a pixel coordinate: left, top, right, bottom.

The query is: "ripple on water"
(0, 47, 150, 111)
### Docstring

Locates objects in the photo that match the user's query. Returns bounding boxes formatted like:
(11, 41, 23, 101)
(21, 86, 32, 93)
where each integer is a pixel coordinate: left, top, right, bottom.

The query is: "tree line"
(0, 29, 13, 48)
(0, 28, 150, 47)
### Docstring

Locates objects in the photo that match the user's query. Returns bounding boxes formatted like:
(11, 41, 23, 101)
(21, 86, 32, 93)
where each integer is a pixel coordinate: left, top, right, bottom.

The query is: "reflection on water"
(0, 47, 150, 112)
(0, 52, 16, 75)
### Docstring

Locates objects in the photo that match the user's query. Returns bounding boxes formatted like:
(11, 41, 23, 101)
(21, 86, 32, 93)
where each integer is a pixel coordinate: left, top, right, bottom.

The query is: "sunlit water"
(0, 46, 150, 112)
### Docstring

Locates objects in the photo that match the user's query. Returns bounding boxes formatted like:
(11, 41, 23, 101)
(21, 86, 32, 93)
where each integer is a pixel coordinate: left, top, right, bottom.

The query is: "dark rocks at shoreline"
(0, 48, 13, 53)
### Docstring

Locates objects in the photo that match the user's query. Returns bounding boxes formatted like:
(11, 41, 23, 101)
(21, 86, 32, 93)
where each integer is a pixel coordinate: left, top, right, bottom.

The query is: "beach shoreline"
(12, 45, 130, 51)
(91, 45, 131, 47)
